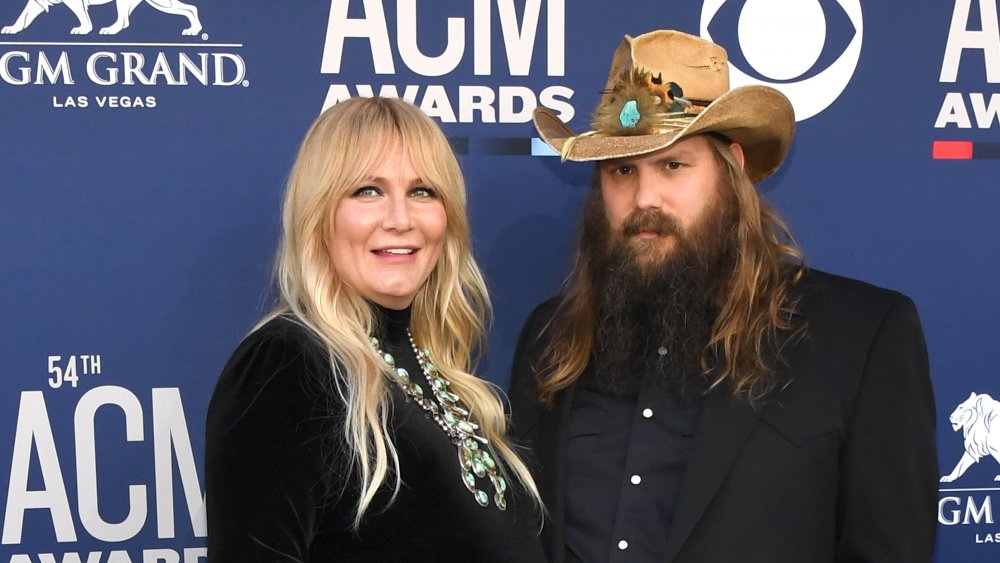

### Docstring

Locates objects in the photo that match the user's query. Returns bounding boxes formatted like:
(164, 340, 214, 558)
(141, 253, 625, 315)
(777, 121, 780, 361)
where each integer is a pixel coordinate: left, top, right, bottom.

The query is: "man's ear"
(728, 142, 746, 169)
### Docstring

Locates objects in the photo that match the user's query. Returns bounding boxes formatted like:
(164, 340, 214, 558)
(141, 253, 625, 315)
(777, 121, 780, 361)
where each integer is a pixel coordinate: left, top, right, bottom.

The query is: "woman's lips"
(372, 247, 419, 260)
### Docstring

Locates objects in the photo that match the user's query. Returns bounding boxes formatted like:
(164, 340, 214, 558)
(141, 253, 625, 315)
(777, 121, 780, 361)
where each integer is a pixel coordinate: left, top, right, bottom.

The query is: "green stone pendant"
(482, 450, 496, 470)
(472, 458, 487, 478)
(374, 329, 511, 512)
(463, 471, 477, 491)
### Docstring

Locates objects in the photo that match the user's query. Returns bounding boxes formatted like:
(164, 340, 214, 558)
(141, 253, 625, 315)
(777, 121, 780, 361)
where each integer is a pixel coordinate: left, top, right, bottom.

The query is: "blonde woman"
(205, 97, 544, 562)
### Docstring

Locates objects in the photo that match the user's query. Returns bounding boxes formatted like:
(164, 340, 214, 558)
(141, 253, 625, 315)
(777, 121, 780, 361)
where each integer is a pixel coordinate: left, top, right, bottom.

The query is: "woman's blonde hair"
(259, 96, 539, 527)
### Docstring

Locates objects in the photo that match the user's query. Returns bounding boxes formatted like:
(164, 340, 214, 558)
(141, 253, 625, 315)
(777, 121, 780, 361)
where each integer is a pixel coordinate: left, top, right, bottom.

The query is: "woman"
(205, 97, 545, 562)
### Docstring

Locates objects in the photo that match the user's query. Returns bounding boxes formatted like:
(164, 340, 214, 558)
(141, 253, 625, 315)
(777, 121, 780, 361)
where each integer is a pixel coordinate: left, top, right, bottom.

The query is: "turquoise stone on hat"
(463, 471, 476, 491)
(495, 476, 507, 493)
(432, 377, 447, 390)
(482, 451, 496, 470)
(457, 420, 475, 433)
(464, 438, 478, 450)
(409, 383, 423, 397)
(475, 489, 489, 506)
(495, 492, 507, 511)
(395, 368, 409, 382)
(370, 336, 379, 347)
(619, 99, 640, 128)
(382, 352, 394, 366)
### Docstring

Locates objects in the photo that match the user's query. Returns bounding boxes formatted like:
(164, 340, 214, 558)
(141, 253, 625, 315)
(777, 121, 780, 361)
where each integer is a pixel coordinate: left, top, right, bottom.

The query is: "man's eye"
(615, 166, 634, 175)
(410, 186, 437, 198)
(666, 162, 682, 170)
(351, 186, 381, 197)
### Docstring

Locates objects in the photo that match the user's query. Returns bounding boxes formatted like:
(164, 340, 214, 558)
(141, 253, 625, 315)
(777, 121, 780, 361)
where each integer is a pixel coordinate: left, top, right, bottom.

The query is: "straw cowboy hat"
(533, 29, 795, 182)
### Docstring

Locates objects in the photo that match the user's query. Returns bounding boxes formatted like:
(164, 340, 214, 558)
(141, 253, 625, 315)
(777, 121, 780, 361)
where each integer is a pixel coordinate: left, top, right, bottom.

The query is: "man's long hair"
(536, 135, 804, 406)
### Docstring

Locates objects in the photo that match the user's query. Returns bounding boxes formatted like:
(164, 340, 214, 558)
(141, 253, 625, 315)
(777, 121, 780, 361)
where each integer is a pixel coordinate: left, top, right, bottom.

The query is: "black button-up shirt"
(563, 353, 703, 563)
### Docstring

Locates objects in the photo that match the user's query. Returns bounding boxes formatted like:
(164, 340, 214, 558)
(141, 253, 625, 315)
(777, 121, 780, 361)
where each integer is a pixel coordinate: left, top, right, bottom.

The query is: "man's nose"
(633, 171, 663, 210)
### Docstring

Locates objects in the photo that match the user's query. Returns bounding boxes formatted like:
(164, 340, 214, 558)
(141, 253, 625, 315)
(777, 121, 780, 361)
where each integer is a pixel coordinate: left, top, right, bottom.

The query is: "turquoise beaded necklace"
(370, 330, 508, 511)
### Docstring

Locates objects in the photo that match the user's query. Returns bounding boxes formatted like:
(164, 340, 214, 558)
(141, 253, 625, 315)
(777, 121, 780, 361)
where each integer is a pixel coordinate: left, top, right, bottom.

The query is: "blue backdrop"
(2, 1, 997, 560)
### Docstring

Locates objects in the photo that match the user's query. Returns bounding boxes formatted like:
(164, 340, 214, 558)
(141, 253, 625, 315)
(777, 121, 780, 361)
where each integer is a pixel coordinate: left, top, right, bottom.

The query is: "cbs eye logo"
(701, 0, 863, 121)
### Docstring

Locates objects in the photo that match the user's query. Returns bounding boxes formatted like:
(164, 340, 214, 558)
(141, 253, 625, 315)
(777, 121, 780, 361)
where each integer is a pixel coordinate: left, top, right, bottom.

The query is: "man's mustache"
(621, 209, 682, 238)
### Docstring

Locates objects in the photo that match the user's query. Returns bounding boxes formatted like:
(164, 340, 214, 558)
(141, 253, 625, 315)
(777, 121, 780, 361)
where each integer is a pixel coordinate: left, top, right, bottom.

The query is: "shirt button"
(642, 408, 653, 418)
(618, 540, 629, 550)
(630, 474, 642, 485)
(657, 346, 668, 356)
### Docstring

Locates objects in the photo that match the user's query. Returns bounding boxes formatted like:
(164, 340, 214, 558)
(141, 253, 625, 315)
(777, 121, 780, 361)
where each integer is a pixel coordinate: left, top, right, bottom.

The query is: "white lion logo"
(1, 0, 201, 36)
(940, 392, 1000, 483)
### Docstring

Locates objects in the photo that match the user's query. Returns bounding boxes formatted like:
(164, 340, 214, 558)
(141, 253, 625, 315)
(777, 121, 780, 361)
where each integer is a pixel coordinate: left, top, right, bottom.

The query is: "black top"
(205, 307, 545, 562)
(565, 364, 702, 563)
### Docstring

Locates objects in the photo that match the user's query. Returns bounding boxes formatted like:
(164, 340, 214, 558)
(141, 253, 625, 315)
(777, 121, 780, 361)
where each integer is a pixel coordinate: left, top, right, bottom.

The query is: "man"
(507, 30, 937, 563)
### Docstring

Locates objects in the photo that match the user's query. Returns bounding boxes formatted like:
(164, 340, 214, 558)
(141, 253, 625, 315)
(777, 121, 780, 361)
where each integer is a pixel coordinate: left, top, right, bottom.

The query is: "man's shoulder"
(525, 295, 563, 327)
(793, 267, 923, 350)
(514, 296, 567, 351)
(797, 267, 914, 314)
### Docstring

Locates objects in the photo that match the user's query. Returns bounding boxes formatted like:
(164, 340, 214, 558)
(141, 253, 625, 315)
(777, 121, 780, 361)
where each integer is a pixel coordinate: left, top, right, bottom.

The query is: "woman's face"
(328, 141, 448, 310)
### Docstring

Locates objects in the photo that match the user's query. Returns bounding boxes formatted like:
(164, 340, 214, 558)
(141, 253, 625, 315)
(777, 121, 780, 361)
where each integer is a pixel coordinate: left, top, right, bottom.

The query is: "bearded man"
(507, 30, 938, 563)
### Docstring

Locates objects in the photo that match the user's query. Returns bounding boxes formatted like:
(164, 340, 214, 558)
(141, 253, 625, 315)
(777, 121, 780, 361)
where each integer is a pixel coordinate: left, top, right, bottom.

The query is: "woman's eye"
(351, 186, 381, 197)
(410, 187, 437, 198)
(615, 165, 633, 175)
(665, 162, 682, 170)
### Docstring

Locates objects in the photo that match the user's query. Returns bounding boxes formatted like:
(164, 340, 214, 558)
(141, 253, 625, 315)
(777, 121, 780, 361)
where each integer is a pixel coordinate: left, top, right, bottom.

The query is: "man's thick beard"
(582, 190, 736, 398)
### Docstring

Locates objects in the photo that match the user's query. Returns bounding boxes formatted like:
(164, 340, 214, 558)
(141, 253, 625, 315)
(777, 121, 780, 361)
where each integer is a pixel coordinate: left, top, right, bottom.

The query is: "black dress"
(205, 306, 546, 562)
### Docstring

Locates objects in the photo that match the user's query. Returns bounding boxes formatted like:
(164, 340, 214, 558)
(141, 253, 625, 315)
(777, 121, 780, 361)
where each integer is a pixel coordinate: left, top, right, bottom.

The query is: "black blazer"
(508, 269, 938, 563)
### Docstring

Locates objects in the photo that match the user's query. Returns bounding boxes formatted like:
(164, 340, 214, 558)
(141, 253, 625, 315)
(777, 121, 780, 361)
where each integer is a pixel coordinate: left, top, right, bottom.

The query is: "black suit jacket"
(508, 269, 938, 563)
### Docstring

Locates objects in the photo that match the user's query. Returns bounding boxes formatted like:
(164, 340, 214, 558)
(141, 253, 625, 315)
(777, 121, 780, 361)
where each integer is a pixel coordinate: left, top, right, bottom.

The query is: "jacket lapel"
(662, 390, 762, 561)
(662, 318, 806, 562)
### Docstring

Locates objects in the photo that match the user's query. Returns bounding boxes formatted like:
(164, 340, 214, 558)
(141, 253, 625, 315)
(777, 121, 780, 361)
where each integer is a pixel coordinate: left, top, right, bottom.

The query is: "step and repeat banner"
(1, 1, 997, 561)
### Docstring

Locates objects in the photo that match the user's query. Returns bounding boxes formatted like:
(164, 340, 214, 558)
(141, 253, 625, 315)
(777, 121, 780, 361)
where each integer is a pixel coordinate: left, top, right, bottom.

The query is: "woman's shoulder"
(209, 315, 333, 424)
(206, 316, 349, 556)
(247, 314, 324, 350)
(233, 315, 327, 373)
